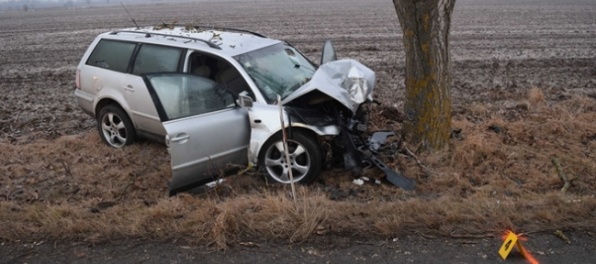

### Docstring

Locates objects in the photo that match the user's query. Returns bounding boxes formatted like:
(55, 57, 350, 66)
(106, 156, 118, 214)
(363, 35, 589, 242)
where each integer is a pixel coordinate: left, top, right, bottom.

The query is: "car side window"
(188, 52, 255, 100)
(147, 74, 235, 121)
(132, 44, 183, 75)
(86, 40, 136, 72)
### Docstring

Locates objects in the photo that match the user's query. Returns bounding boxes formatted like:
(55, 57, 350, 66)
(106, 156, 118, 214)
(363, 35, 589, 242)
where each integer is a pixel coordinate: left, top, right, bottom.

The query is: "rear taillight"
(75, 69, 81, 89)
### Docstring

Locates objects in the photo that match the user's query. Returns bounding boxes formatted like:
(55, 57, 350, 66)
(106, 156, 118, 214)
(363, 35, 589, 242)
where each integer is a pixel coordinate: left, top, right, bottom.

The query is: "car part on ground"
(328, 106, 416, 191)
(364, 132, 415, 190)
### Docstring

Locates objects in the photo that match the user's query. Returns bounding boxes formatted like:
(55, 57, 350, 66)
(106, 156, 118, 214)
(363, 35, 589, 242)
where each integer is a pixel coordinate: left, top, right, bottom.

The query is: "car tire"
(97, 104, 136, 148)
(258, 130, 322, 185)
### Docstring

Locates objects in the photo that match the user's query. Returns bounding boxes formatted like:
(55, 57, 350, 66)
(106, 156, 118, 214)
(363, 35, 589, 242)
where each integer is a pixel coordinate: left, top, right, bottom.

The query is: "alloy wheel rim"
(101, 112, 127, 148)
(264, 139, 310, 183)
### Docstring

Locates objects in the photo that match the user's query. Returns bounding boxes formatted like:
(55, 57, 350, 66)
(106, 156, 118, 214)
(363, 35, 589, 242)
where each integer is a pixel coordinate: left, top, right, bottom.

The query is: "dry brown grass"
(1, 91, 595, 247)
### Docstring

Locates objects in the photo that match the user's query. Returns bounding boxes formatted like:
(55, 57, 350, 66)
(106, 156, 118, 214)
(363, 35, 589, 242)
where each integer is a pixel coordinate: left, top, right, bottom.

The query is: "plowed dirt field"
(1, 0, 594, 143)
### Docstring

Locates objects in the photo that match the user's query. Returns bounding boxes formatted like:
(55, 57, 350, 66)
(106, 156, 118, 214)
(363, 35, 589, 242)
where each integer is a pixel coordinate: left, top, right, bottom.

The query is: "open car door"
(142, 73, 251, 195)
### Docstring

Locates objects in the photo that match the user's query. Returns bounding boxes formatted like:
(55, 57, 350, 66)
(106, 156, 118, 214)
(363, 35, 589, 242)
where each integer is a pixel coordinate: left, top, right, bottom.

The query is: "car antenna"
(120, 2, 139, 29)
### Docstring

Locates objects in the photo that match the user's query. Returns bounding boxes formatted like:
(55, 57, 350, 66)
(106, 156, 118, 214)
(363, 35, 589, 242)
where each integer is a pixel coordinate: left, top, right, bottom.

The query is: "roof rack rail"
(150, 23, 267, 38)
(109, 30, 222, 50)
(185, 25, 268, 38)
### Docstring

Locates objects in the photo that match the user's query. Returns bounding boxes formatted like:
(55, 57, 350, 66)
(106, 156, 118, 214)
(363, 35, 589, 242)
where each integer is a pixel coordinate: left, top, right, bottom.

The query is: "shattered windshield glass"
(234, 43, 316, 103)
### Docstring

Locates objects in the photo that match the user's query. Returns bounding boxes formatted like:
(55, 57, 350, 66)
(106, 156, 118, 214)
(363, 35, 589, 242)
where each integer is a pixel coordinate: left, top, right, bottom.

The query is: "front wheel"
(258, 131, 323, 184)
(97, 105, 136, 148)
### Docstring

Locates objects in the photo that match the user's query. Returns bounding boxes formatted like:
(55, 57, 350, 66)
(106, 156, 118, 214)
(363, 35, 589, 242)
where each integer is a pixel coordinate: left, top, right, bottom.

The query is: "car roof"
(105, 25, 281, 57)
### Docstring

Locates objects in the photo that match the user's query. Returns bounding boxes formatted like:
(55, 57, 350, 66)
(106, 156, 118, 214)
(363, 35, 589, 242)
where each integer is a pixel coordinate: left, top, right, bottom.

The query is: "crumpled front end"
(246, 57, 415, 190)
(247, 58, 376, 165)
(282, 59, 375, 115)
(281, 58, 414, 190)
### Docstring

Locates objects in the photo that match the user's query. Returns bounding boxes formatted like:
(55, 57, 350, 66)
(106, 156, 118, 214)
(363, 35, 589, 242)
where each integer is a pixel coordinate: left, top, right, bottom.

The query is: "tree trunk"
(392, 0, 455, 151)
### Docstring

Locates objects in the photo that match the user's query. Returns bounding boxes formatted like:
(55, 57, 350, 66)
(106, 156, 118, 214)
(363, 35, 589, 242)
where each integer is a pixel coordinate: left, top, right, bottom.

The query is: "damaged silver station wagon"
(75, 25, 414, 194)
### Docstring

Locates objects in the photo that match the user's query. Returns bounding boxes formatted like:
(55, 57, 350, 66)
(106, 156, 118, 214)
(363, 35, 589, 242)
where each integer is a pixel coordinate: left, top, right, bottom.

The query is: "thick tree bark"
(393, 0, 455, 150)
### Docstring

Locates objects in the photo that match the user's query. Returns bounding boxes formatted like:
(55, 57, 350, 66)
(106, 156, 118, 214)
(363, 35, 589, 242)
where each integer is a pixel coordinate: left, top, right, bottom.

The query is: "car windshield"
(234, 43, 316, 103)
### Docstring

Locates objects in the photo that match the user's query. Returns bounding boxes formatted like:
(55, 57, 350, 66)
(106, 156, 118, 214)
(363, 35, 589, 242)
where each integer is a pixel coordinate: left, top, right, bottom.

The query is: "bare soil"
(0, 0, 595, 262)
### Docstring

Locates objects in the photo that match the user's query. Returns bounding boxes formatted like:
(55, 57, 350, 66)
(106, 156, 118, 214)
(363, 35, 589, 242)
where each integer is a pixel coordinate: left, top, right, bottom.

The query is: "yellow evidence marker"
(499, 231, 520, 260)
(498, 231, 540, 263)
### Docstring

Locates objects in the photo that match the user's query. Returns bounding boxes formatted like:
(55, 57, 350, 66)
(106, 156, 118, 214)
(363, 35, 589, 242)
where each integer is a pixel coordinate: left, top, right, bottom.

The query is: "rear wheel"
(258, 131, 322, 184)
(97, 105, 136, 148)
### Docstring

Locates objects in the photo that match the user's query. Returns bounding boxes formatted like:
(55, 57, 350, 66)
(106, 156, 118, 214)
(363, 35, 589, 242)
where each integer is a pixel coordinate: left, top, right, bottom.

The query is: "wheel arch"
(252, 126, 322, 166)
(95, 98, 132, 124)
(95, 97, 139, 134)
(245, 104, 339, 166)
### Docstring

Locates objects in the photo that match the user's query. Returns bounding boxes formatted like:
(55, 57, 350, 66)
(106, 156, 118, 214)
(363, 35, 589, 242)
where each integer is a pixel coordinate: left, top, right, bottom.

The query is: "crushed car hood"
(282, 59, 375, 114)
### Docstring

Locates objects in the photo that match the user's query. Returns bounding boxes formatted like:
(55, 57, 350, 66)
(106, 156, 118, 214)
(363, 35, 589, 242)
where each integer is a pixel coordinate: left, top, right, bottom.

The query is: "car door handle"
(124, 85, 135, 92)
(170, 134, 190, 144)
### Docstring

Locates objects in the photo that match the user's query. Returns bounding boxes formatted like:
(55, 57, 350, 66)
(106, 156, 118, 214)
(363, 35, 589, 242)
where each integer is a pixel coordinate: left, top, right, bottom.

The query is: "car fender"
(93, 91, 133, 123)
(246, 103, 339, 165)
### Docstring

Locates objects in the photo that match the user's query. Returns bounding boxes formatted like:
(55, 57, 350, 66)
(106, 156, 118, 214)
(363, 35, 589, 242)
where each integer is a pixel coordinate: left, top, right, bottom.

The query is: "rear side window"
(146, 74, 235, 121)
(86, 40, 135, 72)
(132, 44, 183, 75)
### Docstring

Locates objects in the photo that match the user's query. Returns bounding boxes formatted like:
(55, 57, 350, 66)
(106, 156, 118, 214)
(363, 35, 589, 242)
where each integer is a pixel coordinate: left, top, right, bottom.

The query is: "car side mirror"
(237, 94, 253, 108)
(321, 40, 337, 65)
